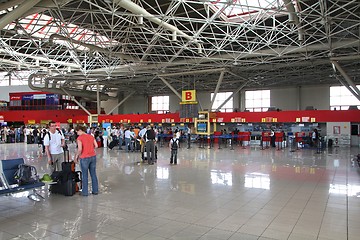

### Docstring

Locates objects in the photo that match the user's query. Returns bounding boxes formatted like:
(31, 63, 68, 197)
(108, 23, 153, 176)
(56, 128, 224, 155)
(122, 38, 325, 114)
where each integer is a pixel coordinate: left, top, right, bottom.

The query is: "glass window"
(211, 92, 233, 112)
(245, 90, 270, 112)
(330, 85, 360, 110)
(0, 71, 33, 86)
(210, 0, 287, 23)
(5, 13, 118, 50)
(151, 96, 169, 114)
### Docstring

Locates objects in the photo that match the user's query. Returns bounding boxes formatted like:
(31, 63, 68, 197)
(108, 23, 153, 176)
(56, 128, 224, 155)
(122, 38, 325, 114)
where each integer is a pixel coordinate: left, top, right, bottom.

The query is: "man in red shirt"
(74, 125, 99, 196)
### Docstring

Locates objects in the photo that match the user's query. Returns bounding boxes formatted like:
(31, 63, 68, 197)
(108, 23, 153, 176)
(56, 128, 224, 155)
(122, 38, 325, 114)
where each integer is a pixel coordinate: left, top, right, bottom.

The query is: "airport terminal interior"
(0, 141, 359, 240)
(0, 0, 360, 240)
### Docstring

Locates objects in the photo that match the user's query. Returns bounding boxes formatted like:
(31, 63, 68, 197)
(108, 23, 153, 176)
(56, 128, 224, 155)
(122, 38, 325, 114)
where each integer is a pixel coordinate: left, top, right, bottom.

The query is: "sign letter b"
(185, 92, 192, 100)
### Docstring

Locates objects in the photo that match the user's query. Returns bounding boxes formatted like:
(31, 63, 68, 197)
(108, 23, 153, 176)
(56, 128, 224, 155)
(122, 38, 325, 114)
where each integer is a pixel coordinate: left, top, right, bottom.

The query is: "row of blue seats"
(0, 158, 45, 201)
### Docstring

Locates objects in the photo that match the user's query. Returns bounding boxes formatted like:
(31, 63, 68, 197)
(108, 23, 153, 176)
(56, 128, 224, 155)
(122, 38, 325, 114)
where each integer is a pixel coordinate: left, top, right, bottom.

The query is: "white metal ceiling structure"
(0, 0, 359, 101)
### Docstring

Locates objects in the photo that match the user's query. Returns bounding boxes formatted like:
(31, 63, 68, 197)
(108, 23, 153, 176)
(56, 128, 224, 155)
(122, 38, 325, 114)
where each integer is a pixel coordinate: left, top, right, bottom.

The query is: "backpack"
(145, 129, 155, 140)
(14, 164, 39, 185)
(171, 138, 178, 150)
(47, 129, 63, 140)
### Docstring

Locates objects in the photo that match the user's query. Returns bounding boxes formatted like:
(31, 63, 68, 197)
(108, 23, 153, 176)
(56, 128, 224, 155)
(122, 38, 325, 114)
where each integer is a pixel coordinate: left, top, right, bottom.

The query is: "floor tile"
(0, 142, 358, 240)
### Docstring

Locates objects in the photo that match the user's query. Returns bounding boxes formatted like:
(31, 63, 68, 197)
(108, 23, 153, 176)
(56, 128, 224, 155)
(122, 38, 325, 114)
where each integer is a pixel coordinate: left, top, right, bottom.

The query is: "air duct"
(28, 74, 114, 101)
(0, 0, 42, 30)
(83, 39, 360, 76)
(48, 34, 136, 61)
(113, 0, 202, 51)
(283, 0, 305, 42)
(0, 49, 80, 69)
(0, 0, 24, 12)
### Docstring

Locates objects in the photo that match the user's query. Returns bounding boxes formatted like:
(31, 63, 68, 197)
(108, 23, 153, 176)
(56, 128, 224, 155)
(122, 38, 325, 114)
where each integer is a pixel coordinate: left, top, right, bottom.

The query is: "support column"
(61, 88, 91, 116)
(159, 76, 182, 100)
(216, 81, 248, 111)
(297, 86, 301, 110)
(97, 82, 101, 114)
(210, 71, 225, 110)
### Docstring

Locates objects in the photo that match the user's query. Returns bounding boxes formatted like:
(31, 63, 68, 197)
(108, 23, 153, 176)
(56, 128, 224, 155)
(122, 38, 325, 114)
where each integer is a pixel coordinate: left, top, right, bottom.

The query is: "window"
(0, 71, 31, 86)
(5, 13, 118, 50)
(210, 0, 287, 23)
(245, 90, 270, 112)
(330, 86, 360, 110)
(211, 92, 233, 112)
(151, 96, 169, 114)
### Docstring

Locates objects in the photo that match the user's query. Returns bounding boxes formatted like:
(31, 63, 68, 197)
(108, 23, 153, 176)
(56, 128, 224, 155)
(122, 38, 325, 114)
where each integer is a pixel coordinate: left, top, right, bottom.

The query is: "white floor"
(0, 141, 359, 240)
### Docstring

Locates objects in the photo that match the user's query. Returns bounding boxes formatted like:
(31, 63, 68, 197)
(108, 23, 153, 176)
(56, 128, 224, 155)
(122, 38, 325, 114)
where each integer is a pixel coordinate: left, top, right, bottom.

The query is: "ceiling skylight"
(210, 0, 285, 22)
(6, 13, 117, 50)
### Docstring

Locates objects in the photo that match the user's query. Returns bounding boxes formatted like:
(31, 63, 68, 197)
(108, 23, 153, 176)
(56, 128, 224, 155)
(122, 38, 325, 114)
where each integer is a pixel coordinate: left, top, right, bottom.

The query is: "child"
(169, 133, 179, 165)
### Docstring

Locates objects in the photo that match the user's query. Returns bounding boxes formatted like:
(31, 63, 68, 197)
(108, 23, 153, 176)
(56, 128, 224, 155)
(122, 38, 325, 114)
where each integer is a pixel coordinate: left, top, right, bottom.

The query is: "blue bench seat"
(0, 158, 45, 201)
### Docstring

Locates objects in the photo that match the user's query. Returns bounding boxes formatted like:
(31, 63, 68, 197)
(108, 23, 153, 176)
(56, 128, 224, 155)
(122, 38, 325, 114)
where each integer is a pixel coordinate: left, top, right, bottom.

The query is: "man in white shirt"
(25, 126, 31, 144)
(124, 127, 135, 152)
(43, 121, 65, 173)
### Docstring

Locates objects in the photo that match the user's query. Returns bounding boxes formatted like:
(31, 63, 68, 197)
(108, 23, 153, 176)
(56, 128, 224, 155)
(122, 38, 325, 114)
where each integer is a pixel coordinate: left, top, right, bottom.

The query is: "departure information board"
(180, 103, 198, 118)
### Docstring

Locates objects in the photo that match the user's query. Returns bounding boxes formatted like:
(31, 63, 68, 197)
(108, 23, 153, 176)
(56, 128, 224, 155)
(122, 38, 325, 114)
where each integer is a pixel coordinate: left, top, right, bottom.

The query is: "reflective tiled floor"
(0, 141, 359, 240)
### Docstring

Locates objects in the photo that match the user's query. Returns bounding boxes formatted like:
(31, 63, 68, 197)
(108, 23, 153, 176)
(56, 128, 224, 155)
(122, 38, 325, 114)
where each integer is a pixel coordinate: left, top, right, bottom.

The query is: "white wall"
(267, 85, 330, 111)
(102, 98, 119, 114)
(0, 85, 34, 101)
(122, 95, 148, 114)
(0, 84, 335, 113)
(300, 85, 330, 110)
(197, 92, 211, 111)
(326, 122, 351, 145)
(169, 95, 181, 112)
(110, 86, 332, 113)
(271, 88, 298, 110)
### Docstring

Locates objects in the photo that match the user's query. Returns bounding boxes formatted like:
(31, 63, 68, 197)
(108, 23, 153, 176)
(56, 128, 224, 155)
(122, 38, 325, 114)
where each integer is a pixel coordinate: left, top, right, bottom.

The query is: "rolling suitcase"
(108, 139, 119, 150)
(49, 171, 76, 196)
(50, 147, 81, 196)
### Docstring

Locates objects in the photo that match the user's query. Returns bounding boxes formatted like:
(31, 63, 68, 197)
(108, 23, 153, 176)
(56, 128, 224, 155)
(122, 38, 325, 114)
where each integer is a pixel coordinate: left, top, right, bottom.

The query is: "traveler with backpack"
(43, 121, 65, 173)
(74, 125, 99, 196)
(169, 133, 179, 165)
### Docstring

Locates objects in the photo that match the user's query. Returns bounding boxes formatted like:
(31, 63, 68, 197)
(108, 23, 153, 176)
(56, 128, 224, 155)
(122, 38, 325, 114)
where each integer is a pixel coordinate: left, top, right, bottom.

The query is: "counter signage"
(10, 96, 21, 100)
(22, 95, 34, 100)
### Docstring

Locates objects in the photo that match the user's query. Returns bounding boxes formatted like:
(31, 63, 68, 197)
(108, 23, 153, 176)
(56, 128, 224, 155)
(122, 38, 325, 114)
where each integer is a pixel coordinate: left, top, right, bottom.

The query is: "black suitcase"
(108, 139, 119, 150)
(63, 175, 76, 196)
(50, 148, 80, 196)
(50, 172, 76, 196)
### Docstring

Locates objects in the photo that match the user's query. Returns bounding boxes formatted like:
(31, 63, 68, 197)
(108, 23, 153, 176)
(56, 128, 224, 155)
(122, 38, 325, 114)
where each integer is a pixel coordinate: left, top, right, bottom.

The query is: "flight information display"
(180, 103, 198, 118)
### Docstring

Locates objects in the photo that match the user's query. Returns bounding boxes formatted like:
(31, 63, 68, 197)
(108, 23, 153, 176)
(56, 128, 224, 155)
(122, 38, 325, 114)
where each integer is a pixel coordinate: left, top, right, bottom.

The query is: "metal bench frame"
(0, 158, 45, 201)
